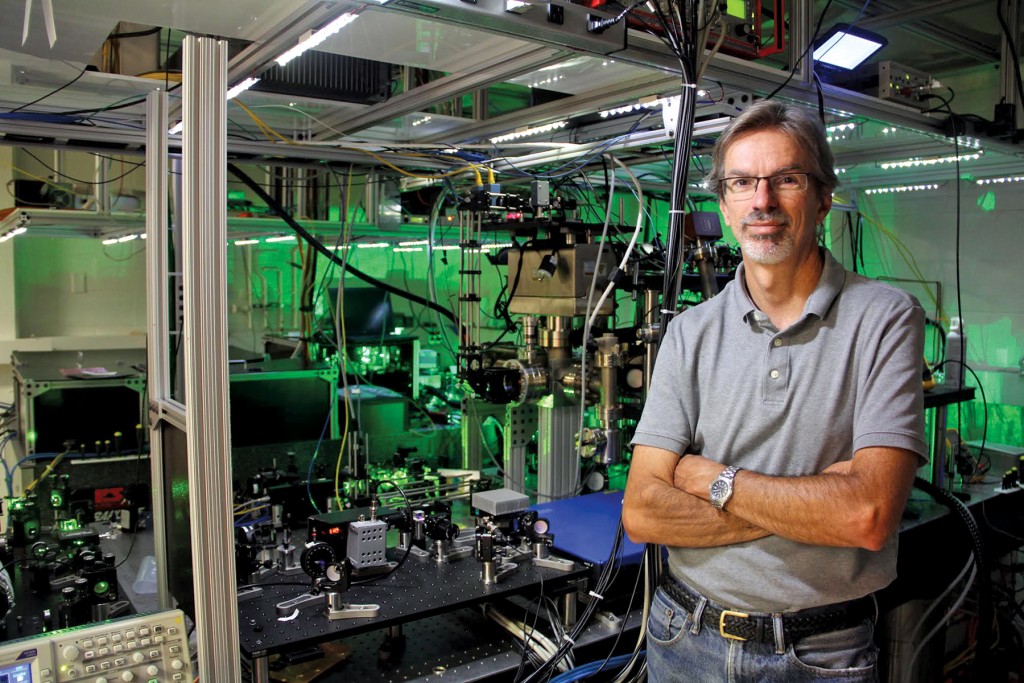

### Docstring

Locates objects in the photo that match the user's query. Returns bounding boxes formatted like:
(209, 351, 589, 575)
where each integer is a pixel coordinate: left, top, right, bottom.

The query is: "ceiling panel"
(314, 9, 537, 73)
(0, 0, 117, 63)
(504, 55, 661, 95)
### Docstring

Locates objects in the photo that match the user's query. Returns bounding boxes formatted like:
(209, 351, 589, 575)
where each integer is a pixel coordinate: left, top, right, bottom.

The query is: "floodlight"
(813, 23, 887, 70)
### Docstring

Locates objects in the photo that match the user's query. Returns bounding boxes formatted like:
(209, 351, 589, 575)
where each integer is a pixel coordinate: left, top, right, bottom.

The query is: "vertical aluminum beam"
(791, 0, 814, 86)
(181, 36, 240, 681)
(144, 90, 176, 611)
(1000, 0, 1022, 128)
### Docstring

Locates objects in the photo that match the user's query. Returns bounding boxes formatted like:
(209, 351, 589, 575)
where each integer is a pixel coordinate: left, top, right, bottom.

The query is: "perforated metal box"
(347, 519, 388, 569)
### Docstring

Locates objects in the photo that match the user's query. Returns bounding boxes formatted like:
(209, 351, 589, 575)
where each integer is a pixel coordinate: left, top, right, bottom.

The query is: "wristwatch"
(709, 466, 740, 511)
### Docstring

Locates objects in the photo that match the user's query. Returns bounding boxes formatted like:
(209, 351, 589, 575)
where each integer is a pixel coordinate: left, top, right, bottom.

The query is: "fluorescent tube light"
(226, 77, 260, 101)
(879, 151, 982, 170)
(490, 121, 567, 144)
(976, 175, 1024, 185)
(864, 183, 941, 195)
(265, 235, 297, 243)
(276, 13, 358, 67)
(233, 239, 260, 246)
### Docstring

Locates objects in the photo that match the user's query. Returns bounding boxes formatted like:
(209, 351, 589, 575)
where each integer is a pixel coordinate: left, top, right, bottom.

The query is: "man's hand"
(622, 445, 771, 548)
(673, 454, 725, 500)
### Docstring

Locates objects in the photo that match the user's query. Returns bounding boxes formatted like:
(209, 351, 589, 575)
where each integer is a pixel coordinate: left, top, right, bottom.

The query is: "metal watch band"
(709, 465, 740, 511)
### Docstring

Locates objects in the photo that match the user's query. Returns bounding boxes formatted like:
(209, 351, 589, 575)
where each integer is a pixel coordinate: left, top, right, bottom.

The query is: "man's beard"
(738, 210, 793, 265)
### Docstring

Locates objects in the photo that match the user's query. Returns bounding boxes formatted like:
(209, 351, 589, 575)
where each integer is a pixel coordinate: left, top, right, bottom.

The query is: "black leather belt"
(660, 575, 875, 645)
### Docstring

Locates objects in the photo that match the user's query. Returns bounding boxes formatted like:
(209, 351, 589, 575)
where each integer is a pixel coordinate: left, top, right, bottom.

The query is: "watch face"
(710, 479, 730, 501)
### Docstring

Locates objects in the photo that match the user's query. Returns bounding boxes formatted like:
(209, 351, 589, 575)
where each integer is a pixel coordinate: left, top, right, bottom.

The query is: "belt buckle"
(719, 610, 750, 641)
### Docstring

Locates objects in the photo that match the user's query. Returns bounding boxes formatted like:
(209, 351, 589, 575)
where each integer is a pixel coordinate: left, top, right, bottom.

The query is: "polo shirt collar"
(734, 248, 846, 324)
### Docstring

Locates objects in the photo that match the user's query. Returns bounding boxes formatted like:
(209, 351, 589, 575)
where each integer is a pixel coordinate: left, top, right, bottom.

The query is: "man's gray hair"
(704, 100, 840, 199)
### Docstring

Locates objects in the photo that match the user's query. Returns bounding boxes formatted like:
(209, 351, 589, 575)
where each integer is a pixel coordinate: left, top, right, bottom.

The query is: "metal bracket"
(326, 598, 380, 621)
(275, 591, 325, 617)
(533, 554, 575, 572)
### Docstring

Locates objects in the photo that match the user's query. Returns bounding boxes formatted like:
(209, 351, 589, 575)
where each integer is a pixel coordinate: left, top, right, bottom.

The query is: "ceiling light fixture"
(393, 247, 423, 253)
(398, 240, 430, 247)
(168, 121, 183, 135)
(265, 235, 297, 243)
(233, 239, 260, 246)
(490, 121, 567, 144)
(226, 77, 261, 101)
(276, 13, 359, 67)
(813, 23, 888, 70)
(976, 175, 1024, 185)
(864, 183, 941, 195)
(879, 151, 983, 170)
(600, 95, 668, 119)
(356, 242, 390, 249)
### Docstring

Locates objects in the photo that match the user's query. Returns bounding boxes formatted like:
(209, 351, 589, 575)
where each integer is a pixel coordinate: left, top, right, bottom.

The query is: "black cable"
(111, 446, 149, 571)
(8, 66, 89, 115)
(107, 26, 163, 40)
(55, 83, 181, 117)
(764, 0, 833, 101)
(19, 148, 144, 187)
(933, 361, 989, 481)
(235, 581, 309, 590)
(812, 70, 826, 123)
(912, 476, 992, 678)
(227, 163, 458, 325)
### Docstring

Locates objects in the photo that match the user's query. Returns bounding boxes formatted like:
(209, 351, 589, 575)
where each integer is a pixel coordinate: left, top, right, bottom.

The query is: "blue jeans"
(647, 586, 879, 682)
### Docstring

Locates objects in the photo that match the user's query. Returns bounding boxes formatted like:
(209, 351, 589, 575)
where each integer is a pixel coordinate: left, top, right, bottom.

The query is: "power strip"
(0, 609, 192, 683)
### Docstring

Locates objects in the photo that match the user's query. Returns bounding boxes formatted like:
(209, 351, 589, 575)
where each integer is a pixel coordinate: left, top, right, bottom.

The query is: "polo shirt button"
(773, 338, 783, 347)
(770, 370, 780, 379)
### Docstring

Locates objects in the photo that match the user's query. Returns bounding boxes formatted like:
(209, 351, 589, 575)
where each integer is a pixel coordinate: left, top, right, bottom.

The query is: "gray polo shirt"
(632, 249, 926, 612)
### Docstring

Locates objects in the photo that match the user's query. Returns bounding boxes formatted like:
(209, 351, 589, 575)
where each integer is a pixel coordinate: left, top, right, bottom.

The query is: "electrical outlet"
(69, 272, 86, 293)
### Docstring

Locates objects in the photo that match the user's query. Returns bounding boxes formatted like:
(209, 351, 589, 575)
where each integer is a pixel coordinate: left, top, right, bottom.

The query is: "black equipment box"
(12, 349, 147, 455)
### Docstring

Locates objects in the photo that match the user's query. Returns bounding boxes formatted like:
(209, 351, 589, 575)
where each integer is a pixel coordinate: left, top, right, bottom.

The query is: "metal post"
(144, 90, 177, 611)
(791, 0, 813, 86)
(999, 0, 1022, 129)
(181, 35, 241, 681)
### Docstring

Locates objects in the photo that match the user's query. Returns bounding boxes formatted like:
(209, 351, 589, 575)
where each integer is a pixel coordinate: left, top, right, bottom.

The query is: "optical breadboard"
(0, 609, 192, 683)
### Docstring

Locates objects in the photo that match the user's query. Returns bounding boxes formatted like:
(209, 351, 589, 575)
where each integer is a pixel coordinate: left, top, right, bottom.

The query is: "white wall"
(833, 180, 1024, 446)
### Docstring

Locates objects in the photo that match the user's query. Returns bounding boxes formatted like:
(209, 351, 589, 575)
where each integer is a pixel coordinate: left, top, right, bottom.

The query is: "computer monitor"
(327, 286, 394, 341)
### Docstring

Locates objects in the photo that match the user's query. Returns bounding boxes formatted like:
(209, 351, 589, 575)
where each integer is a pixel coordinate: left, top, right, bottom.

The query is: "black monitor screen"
(327, 287, 393, 341)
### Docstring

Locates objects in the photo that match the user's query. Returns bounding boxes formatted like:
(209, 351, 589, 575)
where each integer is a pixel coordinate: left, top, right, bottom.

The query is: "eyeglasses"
(721, 172, 813, 199)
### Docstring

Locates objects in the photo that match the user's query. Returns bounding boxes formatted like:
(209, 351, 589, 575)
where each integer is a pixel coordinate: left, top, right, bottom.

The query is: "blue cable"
(548, 652, 643, 683)
(235, 515, 271, 528)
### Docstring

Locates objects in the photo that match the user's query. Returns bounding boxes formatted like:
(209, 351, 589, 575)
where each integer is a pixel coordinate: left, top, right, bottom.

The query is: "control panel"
(0, 609, 192, 683)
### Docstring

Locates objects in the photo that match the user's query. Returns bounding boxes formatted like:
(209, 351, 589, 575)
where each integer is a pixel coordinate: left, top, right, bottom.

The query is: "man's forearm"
(622, 477, 770, 548)
(674, 449, 918, 550)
